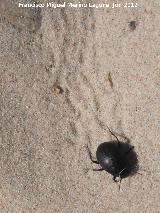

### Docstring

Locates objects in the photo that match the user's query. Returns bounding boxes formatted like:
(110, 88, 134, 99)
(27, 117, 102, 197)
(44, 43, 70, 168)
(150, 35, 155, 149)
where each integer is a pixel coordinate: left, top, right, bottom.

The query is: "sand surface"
(1, 0, 160, 212)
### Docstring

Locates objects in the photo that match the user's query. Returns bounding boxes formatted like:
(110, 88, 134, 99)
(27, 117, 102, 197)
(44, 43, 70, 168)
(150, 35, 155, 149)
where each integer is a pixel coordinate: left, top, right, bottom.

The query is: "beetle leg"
(91, 160, 99, 164)
(87, 145, 99, 164)
(93, 168, 104, 171)
(106, 125, 131, 144)
(106, 126, 121, 147)
(118, 179, 122, 191)
(113, 176, 119, 182)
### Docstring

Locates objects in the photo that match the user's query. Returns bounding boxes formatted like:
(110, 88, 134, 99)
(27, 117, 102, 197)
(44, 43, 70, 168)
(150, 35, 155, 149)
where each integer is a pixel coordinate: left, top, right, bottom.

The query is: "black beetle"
(87, 127, 138, 183)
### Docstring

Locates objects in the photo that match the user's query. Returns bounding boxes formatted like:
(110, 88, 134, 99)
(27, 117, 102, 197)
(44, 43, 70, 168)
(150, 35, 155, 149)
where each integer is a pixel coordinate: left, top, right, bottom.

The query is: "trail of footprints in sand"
(51, 10, 122, 145)
(44, 8, 123, 149)
(65, 71, 121, 146)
